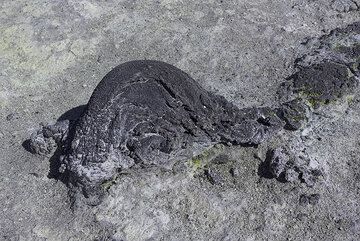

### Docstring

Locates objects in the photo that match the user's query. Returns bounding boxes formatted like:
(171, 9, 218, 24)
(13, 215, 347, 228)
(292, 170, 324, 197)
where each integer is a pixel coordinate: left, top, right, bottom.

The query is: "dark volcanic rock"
(292, 62, 358, 107)
(295, 22, 360, 76)
(277, 98, 309, 130)
(29, 120, 69, 155)
(261, 147, 322, 186)
(26, 22, 360, 204)
(277, 22, 360, 112)
(299, 194, 320, 205)
(57, 60, 284, 201)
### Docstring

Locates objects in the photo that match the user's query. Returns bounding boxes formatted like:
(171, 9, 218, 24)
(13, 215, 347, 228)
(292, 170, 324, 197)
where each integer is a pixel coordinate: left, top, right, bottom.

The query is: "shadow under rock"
(50, 105, 86, 181)
(22, 105, 86, 184)
(257, 149, 287, 183)
(257, 151, 274, 179)
(58, 104, 86, 122)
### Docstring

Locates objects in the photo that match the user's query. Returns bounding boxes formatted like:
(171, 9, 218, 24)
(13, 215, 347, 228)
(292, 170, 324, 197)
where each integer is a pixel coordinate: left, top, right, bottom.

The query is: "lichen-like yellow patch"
(101, 175, 118, 191)
(188, 144, 225, 173)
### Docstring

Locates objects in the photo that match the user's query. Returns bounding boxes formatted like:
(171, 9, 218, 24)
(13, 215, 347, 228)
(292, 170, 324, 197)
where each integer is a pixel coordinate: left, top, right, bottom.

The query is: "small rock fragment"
(204, 168, 223, 185)
(300, 169, 322, 187)
(277, 99, 309, 130)
(6, 113, 19, 121)
(262, 147, 322, 186)
(299, 194, 320, 205)
(268, 148, 290, 179)
(229, 167, 239, 177)
(29, 120, 70, 155)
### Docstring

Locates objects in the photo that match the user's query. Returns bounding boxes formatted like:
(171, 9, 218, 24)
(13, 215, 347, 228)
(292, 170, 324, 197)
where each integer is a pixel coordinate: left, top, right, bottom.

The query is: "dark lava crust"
(60, 60, 283, 202)
(27, 23, 360, 204)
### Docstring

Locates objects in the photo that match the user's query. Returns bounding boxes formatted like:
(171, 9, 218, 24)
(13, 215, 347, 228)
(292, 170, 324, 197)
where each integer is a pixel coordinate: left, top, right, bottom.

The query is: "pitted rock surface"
(264, 147, 322, 186)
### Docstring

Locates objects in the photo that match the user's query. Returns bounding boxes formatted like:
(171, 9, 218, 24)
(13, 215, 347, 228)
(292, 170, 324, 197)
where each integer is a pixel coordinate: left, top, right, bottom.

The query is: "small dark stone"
(299, 194, 320, 205)
(267, 148, 289, 179)
(260, 147, 322, 186)
(229, 167, 239, 177)
(204, 168, 223, 185)
(277, 99, 308, 130)
(300, 169, 322, 187)
(6, 113, 19, 121)
(296, 213, 308, 221)
(29, 172, 40, 178)
(29, 120, 69, 155)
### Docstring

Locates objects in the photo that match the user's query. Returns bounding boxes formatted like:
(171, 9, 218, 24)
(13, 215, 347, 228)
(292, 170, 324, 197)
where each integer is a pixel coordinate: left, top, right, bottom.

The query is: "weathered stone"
(26, 23, 360, 204)
(277, 99, 309, 130)
(29, 120, 69, 155)
(53, 60, 284, 202)
(204, 168, 223, 185)
(268, 148, 290, 179)
(6, 113, 19, 121)
(292, 62, 358, 108)
(263, 147, 322, 186)
(299, 194, 320, 205)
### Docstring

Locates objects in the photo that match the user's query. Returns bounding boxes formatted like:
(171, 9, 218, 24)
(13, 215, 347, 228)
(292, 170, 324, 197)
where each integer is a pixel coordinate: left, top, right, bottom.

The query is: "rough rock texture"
(258, 22, 360, 188)
(292, 62, 358, 106)
(294, 21, 360, 72)
(299, 193, 321, 205)
(60, 60, 284, 202)
(331, 0, 360, 12)
(263, 147, 322, 186)
(277, 98, 309, 130)
(29, 120, 70, 155)
(279, 22, 360, 106)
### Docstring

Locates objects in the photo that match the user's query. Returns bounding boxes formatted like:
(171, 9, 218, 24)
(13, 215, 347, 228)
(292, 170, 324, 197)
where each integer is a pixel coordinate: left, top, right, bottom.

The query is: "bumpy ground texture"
(1, 1, 360, 240)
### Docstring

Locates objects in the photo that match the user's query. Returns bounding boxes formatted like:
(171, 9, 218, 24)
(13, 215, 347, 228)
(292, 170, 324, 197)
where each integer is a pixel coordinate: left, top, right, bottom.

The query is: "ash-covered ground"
(0, 1, 359, 240)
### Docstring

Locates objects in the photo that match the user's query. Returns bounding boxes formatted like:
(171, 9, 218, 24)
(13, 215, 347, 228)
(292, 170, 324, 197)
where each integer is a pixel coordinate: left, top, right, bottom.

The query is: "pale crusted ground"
(0, 0, 359, 240)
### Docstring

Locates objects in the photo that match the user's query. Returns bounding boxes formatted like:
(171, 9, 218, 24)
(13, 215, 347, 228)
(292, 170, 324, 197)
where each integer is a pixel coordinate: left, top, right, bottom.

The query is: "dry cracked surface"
(1, 1, 360, 241)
